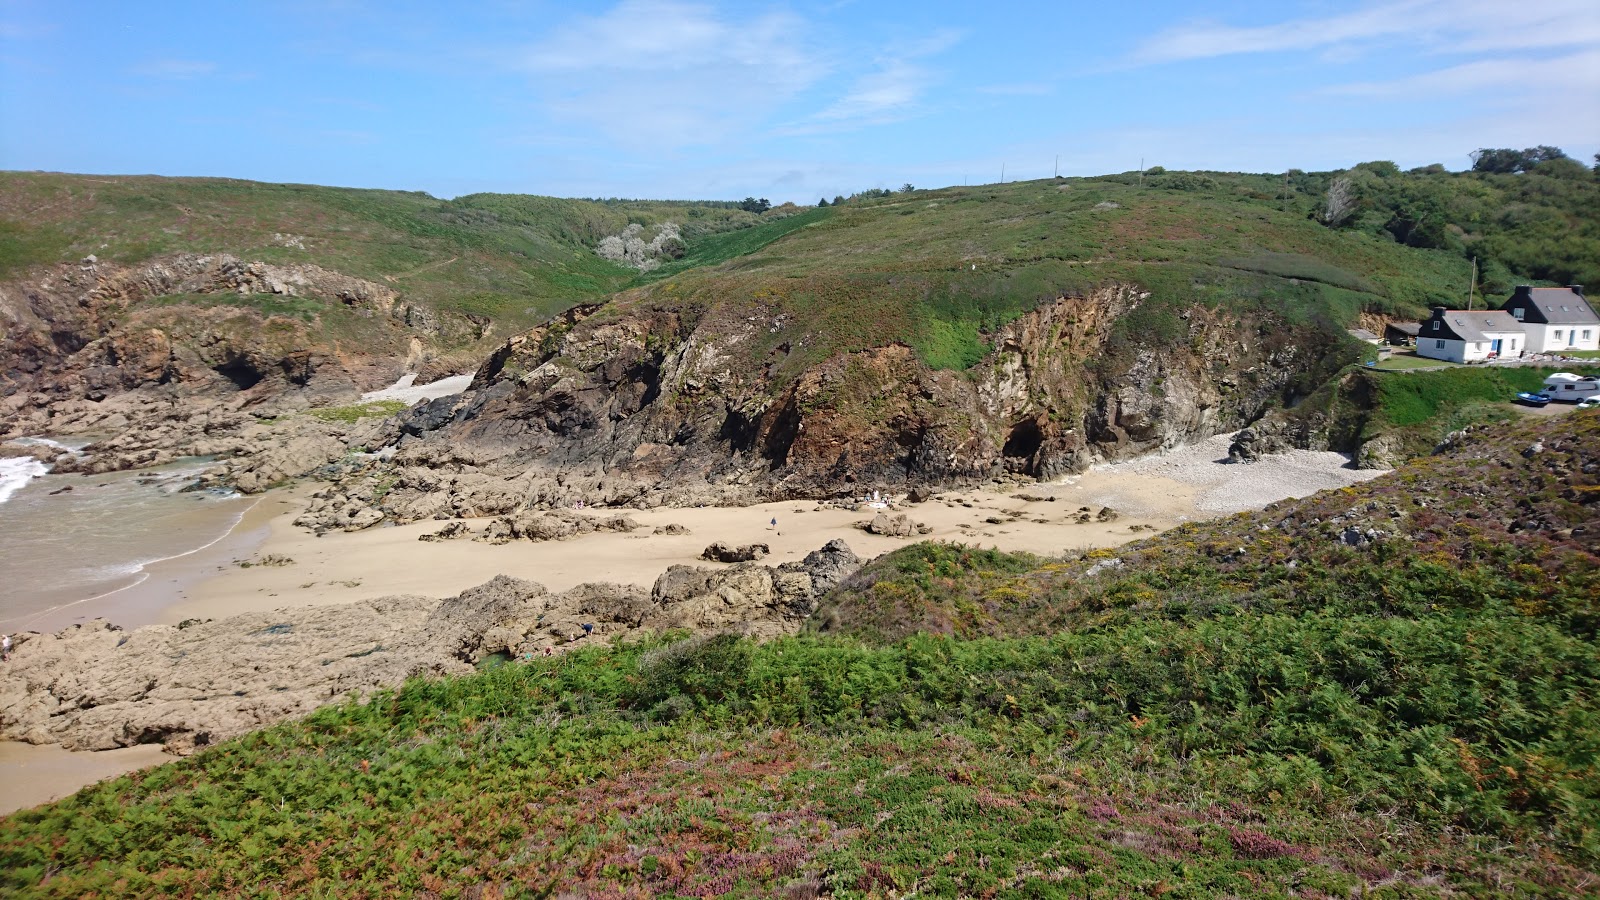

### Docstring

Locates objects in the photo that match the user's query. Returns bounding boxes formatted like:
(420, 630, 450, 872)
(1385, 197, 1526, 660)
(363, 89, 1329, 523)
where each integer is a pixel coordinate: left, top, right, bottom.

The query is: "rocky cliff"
(318, 283, 1350, 517)
(0, 252, 485, 481)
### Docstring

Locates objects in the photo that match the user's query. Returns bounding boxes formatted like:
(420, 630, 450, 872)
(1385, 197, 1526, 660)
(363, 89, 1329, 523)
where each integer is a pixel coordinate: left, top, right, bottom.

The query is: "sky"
(2, 0, 1597, 202)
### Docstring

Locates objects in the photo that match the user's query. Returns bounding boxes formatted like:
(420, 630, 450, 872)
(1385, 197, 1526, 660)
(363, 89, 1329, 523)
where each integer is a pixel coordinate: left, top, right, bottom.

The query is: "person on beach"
(1, 634, 10, 662)
(769, 516, 777, 530)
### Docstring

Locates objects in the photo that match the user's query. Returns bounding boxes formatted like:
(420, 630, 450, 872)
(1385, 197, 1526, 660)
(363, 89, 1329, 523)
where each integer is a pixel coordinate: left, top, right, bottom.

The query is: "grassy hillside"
(3, 413, 1595, 898)
(615, 164, 1593, 379)
(4, 162, 1588, 369)
(0, 173, 786, 337)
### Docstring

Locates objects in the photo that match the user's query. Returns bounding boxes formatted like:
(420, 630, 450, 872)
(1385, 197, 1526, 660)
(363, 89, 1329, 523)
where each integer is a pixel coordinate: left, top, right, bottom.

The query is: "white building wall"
(1417, 337, 1471, 363)
(1522, 323, 1598, 353)
(1536, 323, 1600, 353)
(1482, 329, 1525, 358)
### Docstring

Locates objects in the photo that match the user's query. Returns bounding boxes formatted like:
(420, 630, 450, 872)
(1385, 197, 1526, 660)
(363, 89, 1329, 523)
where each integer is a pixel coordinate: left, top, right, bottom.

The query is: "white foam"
(0, 497, 261, 630)
(0, 457, 48, 505)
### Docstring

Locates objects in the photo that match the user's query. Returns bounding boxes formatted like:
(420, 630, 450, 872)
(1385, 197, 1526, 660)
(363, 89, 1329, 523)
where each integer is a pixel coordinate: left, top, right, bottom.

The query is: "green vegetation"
(618, 162, 1593, 376)
(137, 291, 329, 322)
(1310, 365, 1591, 457)
(640, 206, 831, 280)
(2, 415, 1596, 897)
(306, 400, 409, 423)
(1372, 352, 1458, 371)
(0, 174, 800, 342)
(4, 161, 1591, 373)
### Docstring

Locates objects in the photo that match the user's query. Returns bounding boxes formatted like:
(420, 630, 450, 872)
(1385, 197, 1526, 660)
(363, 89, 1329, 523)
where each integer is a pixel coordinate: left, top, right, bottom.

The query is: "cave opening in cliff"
(213, 358, 264, 391)
(1003, 419, 1044, 462)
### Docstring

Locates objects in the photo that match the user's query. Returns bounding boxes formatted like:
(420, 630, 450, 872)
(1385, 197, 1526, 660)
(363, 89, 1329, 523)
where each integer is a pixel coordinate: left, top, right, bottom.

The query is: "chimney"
(1570, 285, 1585, 297)
(1431, 306, 1446, 316)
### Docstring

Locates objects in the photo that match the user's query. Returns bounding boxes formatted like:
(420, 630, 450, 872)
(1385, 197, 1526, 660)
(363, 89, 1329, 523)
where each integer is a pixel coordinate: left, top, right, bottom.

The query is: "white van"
(1541, 372, 1600, 402)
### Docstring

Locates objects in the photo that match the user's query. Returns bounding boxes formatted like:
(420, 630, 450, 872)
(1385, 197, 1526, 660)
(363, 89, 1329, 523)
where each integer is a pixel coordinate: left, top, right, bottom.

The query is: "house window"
(1434, 339, 1445, 349)
(1431, 321, 1439, 332)
(1512, 340, 1518, 349)
(1585, 330, 1593, 340)
(1512, 308, 1524, 320)
(1554, 329, 1564, 341)
(1475, 342, 1484, 350)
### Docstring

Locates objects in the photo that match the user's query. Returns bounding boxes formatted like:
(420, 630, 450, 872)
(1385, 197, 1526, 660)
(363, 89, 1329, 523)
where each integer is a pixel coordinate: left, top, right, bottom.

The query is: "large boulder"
(477, 509, 641, 544)
(700, 541, 769, 562)
(778, 538, 862, 595)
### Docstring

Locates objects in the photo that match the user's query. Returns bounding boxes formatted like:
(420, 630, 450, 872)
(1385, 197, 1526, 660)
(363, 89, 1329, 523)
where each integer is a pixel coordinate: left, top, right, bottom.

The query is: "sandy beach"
(3, 441, 1387, 815)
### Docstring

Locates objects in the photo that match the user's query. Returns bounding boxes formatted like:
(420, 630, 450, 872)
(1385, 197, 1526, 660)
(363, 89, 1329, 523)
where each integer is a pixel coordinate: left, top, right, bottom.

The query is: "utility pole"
(1054, 155, 1059, 177)
(1466, 256, 1478, 310)
(1000, 163, 1006, 184)
(1138, 157, 1144, 188)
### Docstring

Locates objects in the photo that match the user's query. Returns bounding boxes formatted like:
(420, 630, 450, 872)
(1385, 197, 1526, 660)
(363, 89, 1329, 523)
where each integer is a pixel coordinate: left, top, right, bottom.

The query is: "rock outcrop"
(323, 285, 1350, 519)
(0, 543, 866, 755)
(859, 513, 931, 537)
(475, 509, 642, 544)
(701, 542, 769, 562)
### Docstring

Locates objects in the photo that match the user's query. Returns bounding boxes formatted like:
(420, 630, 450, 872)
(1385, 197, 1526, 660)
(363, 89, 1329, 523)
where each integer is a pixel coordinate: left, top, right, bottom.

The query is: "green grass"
(2, 415, 1596, 898)
(0, 174, 805, 345)
(641, 206, 831, 280)
(306, 400, 409, 423)
(4, 166, 1591, 374)
(1370, 365, 1571, 429)
(137, 291, 331, 322)
(611, 171, 1573, 377)
(1372, 352, 1460, 371)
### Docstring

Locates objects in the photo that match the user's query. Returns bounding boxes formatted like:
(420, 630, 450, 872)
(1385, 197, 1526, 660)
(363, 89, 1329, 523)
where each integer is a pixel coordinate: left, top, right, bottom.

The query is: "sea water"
(0, 443, 255, 633)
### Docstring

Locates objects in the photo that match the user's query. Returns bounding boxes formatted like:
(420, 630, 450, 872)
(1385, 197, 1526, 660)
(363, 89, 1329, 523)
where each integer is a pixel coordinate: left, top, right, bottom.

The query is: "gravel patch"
(361, 374, 473, 405)
(1088, 434, 1389, 515)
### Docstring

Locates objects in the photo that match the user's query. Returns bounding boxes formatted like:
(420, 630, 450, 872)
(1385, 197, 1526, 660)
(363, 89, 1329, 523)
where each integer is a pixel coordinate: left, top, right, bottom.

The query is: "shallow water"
(0, 452, 254, 633)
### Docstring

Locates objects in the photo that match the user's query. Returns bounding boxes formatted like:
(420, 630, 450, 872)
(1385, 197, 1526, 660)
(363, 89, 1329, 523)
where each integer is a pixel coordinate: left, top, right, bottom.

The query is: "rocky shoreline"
(0, 541, 862, 756)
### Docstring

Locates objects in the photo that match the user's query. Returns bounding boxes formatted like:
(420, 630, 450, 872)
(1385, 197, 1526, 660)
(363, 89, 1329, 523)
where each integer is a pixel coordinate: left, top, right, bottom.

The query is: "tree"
(1471, 146, 1570, 174)
(833, 195, 845, 206)
(1321, 176, 1357, 226)
(900, 183, 915, 193)
(817, 197, 828, 207)
(738, 197, 770, 213)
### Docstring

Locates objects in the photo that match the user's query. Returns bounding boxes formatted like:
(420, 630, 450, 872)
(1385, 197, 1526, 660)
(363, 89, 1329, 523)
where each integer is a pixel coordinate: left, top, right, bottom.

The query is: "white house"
(1416, 308, 1526, 363)
(1500, 285, 1598, 354)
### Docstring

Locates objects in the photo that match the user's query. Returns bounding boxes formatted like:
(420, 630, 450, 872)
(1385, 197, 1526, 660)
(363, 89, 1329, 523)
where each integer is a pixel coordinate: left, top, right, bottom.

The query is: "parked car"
(1515, 392, 1552, 408)
(1577, 398, 1599, 410)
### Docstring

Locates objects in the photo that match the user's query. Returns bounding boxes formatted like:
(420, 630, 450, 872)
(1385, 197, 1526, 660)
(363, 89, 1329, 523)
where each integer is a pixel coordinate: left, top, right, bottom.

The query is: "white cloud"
(1133, 0, 1600, 64)
(813, 59, 927, 122)
(129, 59, 217, 79)
(1323, 49, 1600, 99)
(517, 0, 822, 149)
(975, 83, 1054, 97)
(779, 27, 962, 135)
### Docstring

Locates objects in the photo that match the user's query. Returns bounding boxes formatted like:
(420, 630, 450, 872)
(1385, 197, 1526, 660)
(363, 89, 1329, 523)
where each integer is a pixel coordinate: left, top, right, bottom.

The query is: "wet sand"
(0, 741, 169, 816)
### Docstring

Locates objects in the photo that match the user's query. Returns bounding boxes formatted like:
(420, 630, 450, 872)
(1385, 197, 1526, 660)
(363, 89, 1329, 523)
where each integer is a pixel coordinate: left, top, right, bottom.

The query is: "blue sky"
(2, 1, 1597, 202)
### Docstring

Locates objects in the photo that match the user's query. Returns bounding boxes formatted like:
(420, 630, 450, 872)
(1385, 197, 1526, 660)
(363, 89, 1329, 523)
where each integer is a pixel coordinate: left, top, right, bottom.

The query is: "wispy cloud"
(517, 0, 822, 149)
(1132, 0, 1600, 64)
(1323, 49, 1600, 98)
(129, 59, 217, 79)
(975, 83, 1053, 97)
(781, 27, 962, 134)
